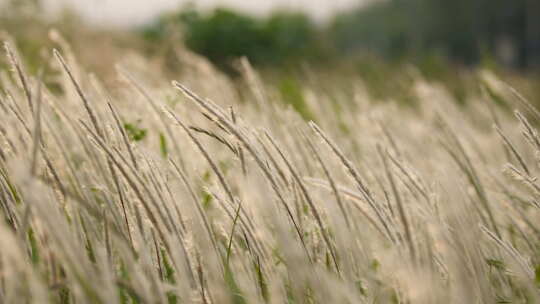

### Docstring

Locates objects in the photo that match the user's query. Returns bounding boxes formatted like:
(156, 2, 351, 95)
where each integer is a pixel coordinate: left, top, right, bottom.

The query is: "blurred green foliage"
(278, 77, 314, 121)
(1, 0, 47, 73)
(123, 122, 148, 142)
(142, 8, 324, 71)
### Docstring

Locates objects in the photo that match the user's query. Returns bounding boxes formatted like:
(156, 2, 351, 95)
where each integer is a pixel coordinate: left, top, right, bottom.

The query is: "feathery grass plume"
(436, 115, 502, 238)
(173, 81, 313, 264)
(166, 108, 265, 261)
(494, 125, 531, 176)
(303, 132, 351, 228)
(378, 144, 416, 263)
(309, 121, 396, 243)
(265, 131, 340, 274)
(4, 42, 33, 112)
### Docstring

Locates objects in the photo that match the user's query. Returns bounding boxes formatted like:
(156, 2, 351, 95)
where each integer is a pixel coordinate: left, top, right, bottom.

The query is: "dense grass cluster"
(0, 39, 539, 304)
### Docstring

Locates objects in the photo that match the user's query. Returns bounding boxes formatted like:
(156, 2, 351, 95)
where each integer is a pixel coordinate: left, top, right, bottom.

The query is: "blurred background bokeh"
(2, 0, 540, 104)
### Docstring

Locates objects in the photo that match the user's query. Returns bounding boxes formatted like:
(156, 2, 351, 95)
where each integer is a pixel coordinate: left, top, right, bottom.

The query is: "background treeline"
(143, 0, 540, 70)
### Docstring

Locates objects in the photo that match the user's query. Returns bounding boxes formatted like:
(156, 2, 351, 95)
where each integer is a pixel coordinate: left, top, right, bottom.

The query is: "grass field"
(0, 34, 539, 303)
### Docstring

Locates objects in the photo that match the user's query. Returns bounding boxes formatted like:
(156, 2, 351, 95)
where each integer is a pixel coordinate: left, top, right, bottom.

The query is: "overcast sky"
(39, 0, 363, 27)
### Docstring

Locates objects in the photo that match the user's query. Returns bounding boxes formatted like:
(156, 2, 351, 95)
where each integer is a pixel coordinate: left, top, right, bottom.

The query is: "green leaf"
(486, 258, 506, 270)
(27, 228, 39, 265)
(123, 122, 147, 142)
(159, 133, 168, 157)
(201, 191, 213, 209)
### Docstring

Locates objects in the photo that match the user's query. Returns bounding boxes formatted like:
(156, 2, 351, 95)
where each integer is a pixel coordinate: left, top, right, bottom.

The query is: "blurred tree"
(183, 9, 269, 66)
(141, 8, 322, 71)
(264, 12, 319, 62)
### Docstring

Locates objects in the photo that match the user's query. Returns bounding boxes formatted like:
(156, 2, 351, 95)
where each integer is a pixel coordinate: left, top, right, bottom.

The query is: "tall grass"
(0, 38, 539, 304)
